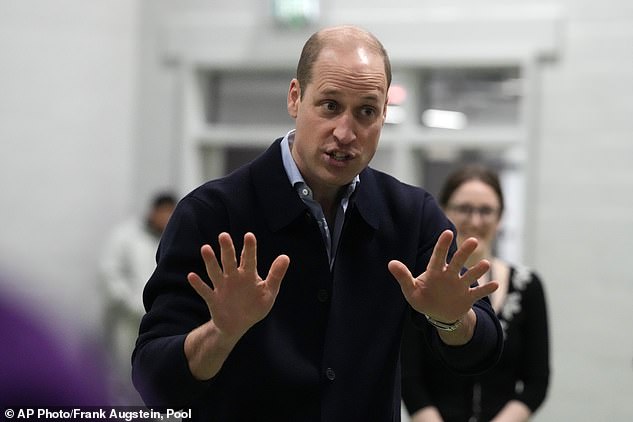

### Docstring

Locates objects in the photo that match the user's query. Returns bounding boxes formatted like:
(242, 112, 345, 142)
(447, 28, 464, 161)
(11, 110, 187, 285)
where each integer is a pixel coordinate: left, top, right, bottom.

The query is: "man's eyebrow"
(319, 88, 341, 97)
(361, 94, 382, 102)
(319, 88, 382, 103)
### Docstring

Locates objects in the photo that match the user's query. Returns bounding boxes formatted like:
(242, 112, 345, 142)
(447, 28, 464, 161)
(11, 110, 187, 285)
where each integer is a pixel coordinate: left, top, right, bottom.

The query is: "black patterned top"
(402, 265, 551, 422)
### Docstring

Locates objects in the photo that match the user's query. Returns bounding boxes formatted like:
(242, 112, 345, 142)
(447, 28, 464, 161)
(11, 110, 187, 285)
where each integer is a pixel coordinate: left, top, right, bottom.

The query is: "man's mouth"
(327, 151, 352, 162)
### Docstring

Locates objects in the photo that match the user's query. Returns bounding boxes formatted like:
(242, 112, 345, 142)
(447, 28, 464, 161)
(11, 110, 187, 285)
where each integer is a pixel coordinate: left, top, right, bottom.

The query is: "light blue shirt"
(280, 130, 359, 268)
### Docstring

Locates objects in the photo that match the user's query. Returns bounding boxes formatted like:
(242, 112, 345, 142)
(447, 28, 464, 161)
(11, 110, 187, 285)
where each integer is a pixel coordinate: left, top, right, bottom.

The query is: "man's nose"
(332, 113, 356, 144)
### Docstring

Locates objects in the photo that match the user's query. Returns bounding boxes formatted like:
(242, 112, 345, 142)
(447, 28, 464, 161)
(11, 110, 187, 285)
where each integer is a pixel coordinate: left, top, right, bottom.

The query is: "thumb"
(187, 272, 214, 305)
(388, 260, 414, 293)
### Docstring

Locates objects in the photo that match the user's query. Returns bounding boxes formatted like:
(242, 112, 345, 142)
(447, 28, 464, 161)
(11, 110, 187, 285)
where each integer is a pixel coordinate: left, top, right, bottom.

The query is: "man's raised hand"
(187, 232, 290, 340)
(388, 229, 498, 325)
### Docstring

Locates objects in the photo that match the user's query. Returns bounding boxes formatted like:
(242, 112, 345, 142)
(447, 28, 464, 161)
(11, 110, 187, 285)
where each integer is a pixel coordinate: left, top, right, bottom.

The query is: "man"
(100, 192, 176, 403)
(132, 26, 502, 421)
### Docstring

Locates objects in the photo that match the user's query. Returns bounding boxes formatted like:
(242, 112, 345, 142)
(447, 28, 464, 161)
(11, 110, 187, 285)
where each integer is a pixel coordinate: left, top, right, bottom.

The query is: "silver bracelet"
(425, 314, 463, 332)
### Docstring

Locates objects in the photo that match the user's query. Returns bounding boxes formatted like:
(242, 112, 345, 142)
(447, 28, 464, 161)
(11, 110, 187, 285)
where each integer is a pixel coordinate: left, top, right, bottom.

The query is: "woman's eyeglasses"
(446, 204, 500, 222)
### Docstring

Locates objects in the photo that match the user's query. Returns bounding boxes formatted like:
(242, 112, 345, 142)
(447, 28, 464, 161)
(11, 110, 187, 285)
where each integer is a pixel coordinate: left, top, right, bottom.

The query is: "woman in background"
(402, 164, 550, 422)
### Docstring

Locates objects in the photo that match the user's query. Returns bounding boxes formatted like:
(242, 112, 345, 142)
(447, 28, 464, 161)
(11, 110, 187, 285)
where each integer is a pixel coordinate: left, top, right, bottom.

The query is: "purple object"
(0, 291, 110, 406)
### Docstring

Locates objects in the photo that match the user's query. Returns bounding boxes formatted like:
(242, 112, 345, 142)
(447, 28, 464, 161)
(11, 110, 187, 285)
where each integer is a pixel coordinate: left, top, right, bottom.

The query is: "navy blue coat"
(132, 139, 502, 421)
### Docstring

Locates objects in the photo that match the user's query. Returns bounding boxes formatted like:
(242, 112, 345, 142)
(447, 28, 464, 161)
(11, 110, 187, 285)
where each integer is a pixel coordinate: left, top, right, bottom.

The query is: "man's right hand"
(184, 232, 290, 380)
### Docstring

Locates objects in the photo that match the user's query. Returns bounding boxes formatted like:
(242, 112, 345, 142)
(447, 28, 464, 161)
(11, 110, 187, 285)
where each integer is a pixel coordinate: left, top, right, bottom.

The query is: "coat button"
(325, 367, 336, 381)
(317, 289, 329, 303)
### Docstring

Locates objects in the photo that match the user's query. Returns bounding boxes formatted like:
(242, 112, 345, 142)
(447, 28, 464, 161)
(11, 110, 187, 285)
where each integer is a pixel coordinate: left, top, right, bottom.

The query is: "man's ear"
(287, 79, 301, 118)
(382, 97, 388, 126)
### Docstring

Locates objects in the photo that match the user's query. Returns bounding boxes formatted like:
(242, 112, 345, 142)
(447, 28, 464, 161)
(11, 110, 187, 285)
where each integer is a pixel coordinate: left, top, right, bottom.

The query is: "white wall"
(533, 1, 633, 420)
(0, 0, 141, 337)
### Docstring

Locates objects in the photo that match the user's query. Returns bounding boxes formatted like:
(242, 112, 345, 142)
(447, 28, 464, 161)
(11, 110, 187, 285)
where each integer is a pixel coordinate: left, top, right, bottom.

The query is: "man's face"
(149, 203, 175, 234)
(287, 45, 388, 197)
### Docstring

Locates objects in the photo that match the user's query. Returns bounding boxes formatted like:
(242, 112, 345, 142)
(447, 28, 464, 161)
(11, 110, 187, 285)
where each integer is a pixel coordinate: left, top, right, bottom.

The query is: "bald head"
(295, 25, 392, 98)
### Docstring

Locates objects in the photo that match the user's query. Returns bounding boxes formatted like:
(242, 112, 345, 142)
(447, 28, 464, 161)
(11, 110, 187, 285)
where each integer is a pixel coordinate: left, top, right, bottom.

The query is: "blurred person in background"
(99, 191, 176, 404)
(402, 164, 550, 422)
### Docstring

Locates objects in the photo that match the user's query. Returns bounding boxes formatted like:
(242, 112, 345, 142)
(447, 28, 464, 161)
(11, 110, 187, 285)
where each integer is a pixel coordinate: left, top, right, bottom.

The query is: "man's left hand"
(388, 229, 498, 325)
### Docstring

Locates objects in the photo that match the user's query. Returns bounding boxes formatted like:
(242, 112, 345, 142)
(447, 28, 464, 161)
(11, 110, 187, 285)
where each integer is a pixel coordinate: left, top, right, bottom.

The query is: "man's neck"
(313, 187, 345, 226)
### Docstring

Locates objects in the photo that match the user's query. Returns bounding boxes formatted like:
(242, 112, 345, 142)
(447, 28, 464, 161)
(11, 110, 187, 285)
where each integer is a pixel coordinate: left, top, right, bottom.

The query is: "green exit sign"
(272, 0, 320, 27)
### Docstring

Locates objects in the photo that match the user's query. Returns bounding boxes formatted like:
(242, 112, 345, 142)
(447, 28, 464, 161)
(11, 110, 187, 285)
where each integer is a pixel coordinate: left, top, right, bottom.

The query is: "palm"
(187, 232, 290, 338)
(389, 230, 497, 323)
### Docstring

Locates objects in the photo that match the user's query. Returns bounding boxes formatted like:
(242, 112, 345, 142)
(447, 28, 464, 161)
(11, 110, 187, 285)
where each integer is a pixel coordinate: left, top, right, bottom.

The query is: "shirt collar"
(281, 130, 305, 187)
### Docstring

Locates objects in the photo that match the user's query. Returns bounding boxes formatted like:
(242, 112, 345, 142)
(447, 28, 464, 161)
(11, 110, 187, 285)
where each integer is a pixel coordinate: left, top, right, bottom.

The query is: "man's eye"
(323, 101, 338, 112)
(361, 106, 377, 118)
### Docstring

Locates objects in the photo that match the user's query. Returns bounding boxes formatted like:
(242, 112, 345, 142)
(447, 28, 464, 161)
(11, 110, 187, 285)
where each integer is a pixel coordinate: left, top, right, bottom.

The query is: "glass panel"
(419, 149, 506, 198)
(419, 67, 522, 129)
(201, 145, 268, 180)
(225, 146, 267, 174)
(203, 70, 296, 126)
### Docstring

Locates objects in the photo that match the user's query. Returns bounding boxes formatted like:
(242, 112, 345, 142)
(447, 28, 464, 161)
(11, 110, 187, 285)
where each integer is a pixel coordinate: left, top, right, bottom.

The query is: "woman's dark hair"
(438, 164, 505, 216)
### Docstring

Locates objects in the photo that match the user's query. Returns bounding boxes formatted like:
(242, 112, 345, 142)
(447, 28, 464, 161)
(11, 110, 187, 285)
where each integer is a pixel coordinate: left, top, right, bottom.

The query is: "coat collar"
(250, 138, 380, 232)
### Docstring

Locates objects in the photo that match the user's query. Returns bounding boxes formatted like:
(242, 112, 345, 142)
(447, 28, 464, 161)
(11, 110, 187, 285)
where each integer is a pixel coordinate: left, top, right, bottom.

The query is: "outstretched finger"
(446, 237, 478, 274)
(200, 244, 223, 285)
(218, 232, 238, 273)
(426, 230, 453, 271)
(240, 232, 258, 273)
(470, 280, 499, 301)
(265, 254, 290, 295)
(461, 259, 491, 285)
(187, 271, 214, 304)
(388, 260, 415, 296)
